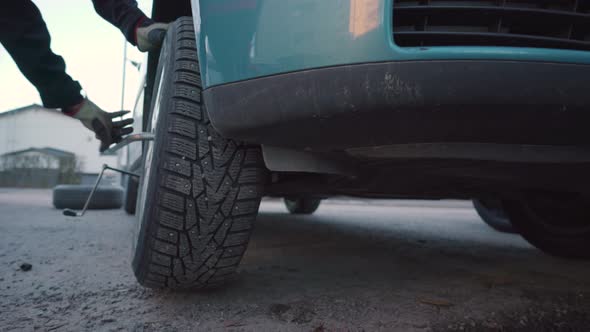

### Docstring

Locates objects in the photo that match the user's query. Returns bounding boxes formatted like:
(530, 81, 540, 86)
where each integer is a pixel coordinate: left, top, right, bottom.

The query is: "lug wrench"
(63, 164, 140, 217)
(63, 132, 153, 217)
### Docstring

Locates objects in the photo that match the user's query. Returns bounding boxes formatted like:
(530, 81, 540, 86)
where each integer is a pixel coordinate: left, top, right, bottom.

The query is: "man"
(0, 0, 168, 152)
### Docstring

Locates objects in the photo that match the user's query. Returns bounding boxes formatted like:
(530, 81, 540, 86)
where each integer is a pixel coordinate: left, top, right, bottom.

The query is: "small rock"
(19, 263, 32, 272)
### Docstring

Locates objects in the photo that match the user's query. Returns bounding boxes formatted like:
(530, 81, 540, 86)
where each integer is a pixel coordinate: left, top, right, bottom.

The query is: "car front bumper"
(204, 60, 590, 153)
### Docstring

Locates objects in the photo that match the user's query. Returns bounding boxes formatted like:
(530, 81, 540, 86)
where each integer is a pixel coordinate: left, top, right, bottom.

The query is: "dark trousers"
(0, 0, 148, 109)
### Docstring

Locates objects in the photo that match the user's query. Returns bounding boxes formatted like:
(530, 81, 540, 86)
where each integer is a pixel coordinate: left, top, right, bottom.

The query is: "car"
(123, 0, 590, 290)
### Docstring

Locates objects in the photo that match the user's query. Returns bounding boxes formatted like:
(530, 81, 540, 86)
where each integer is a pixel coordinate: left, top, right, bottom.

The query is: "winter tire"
(132, 17, 266, 290)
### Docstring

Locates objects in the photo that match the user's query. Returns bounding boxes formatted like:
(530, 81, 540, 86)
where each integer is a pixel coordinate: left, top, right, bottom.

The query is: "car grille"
(393, 0, 590, 51)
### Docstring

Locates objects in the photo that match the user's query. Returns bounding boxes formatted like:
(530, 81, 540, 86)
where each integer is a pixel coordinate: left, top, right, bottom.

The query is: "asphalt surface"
(1, 188, 590, 331)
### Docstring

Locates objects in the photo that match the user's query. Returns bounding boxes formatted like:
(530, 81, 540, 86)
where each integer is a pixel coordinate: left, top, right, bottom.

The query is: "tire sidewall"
(132, 24, 177, 276)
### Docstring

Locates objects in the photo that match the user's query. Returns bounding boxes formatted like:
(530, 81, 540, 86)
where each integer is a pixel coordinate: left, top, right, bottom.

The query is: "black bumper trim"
(203, 60, 590, 150)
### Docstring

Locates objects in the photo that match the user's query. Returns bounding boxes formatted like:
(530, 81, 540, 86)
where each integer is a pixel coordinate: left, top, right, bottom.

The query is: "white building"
(0, 104, 119, 178)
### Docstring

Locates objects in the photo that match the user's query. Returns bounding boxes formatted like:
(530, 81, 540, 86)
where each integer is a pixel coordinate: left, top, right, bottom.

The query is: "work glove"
(136, 21, 169, 52)
(66, 99, 134, 152)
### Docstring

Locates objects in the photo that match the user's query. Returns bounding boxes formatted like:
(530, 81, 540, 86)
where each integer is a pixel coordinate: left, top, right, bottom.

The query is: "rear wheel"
(132, 17, 266, 290)
(473, 199, 515, 233)
(503, 193, 590, 259)
(284, 197, 321, 215)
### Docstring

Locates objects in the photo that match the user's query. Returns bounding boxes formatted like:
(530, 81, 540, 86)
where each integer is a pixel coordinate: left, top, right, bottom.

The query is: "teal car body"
(188, 0, 590, 152)
(192, 0, 590, 88)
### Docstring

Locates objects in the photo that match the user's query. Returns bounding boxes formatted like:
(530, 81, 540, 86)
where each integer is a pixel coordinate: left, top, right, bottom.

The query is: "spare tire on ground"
(53, 185, 124, 210)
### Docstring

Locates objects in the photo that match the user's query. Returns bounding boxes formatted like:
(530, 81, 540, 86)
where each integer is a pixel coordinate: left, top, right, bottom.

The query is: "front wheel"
(132, 17, 266, 290)
(503, 193, 590, 259)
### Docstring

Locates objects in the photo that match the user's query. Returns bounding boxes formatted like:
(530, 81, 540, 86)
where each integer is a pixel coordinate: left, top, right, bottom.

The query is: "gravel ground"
(1, 189, 590, 331)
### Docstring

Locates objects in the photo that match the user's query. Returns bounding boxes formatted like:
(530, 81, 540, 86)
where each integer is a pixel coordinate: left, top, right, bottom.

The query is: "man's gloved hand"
(66, 98, 134, 152)
(136, 20, 169, 52)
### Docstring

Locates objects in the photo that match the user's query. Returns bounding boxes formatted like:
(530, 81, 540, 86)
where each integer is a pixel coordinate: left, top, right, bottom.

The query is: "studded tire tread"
(132, 17, 265, 290)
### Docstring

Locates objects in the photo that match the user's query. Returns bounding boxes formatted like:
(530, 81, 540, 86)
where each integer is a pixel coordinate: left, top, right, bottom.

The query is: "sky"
(0, 0, 152, 113)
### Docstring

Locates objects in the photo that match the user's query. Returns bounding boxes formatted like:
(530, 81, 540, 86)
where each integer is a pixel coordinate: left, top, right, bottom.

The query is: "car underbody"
(144, 0, 590, 201)
(119, 2, 590, 290)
